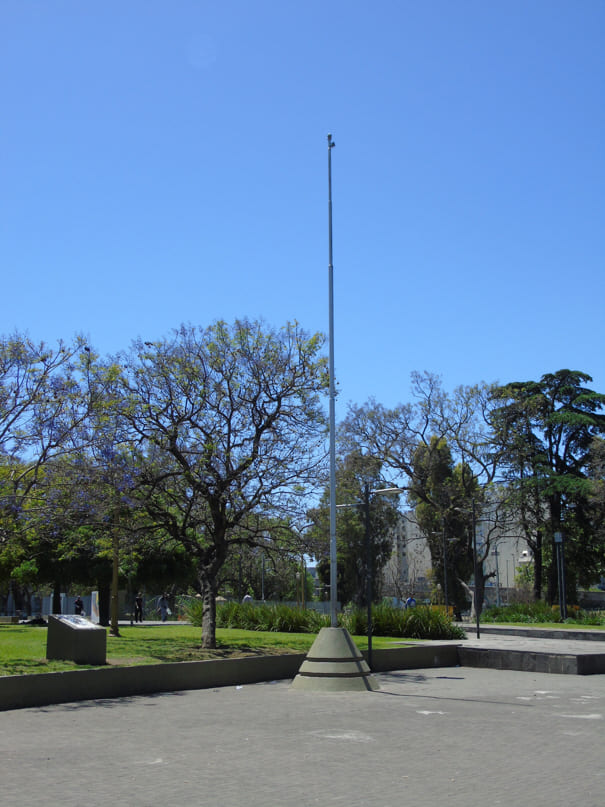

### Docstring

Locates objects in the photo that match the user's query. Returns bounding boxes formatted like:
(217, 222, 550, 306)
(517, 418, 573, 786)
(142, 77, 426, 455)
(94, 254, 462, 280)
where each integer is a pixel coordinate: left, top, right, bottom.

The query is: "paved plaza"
(2, 664, 603, 807)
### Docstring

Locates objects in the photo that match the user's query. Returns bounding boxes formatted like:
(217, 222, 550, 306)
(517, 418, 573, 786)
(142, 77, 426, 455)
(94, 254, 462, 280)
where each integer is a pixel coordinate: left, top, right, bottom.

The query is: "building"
(382, 502, 533, 607)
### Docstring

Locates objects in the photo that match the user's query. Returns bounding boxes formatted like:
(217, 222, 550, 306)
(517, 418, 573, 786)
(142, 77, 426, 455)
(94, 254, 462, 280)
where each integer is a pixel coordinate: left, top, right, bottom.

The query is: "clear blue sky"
(2, 0, 603, 418)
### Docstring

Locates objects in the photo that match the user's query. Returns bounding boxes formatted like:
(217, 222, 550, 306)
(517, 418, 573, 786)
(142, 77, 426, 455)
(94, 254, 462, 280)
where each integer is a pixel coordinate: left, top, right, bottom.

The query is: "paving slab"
(1, 665, 603, 807)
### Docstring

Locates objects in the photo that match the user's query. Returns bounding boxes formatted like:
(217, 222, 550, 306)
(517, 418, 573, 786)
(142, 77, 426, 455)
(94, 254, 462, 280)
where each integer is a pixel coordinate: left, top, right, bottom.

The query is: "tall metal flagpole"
(327, 133, 337, 628)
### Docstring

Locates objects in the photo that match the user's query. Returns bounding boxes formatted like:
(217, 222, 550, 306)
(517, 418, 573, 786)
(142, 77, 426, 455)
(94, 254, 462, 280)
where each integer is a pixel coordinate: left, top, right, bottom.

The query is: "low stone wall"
(458, 646, 605, 675)
(0, 644, 458, 711)
(369, 644, 459, 672)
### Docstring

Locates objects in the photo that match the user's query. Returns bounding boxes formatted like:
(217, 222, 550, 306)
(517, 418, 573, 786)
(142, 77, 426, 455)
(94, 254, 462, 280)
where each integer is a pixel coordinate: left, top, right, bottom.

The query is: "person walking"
(74, 596, 84, 616)
(134, 592, 144, 623)
(158, 593, 170, 623)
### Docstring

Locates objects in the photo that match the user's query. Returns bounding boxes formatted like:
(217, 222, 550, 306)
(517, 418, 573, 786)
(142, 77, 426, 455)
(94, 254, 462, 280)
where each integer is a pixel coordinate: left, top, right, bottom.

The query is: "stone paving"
(2, 664, 603, 807)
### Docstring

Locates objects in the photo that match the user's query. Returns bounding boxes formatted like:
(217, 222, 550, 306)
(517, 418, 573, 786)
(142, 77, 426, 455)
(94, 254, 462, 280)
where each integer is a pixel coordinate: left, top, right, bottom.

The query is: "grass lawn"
(0, 624, 403, 677)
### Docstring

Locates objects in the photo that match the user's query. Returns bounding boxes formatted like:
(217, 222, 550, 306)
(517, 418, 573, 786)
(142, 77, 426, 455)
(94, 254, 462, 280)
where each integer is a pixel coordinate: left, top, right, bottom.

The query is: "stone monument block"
(46, 615, 107, 665)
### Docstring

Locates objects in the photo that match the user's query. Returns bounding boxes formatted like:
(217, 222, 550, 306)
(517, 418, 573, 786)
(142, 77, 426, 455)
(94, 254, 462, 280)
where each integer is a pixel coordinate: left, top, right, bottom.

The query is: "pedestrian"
(134, 592, 144, 623)
(158, 593, 170, 623)
(74, 595, 84, 616)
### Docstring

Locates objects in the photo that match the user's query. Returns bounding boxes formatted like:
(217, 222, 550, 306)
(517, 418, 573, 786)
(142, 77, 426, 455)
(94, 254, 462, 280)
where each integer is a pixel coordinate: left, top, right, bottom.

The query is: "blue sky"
(1, 0, 603, 418)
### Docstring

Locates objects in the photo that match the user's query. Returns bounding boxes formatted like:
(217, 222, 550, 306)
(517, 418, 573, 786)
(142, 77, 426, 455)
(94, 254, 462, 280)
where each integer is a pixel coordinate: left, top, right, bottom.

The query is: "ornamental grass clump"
(186, 600, 464, 638)
(186, 600, 329, 633)
(339, 603, 464, 640)
(483, 601, 605, 626)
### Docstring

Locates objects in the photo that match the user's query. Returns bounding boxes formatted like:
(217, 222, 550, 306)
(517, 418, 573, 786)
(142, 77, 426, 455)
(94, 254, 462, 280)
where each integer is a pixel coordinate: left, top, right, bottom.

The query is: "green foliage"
(119, 319, 328, 648)
(309, 451, 400, 607)
(339, 602, 465, 640)
(186, 599, 329, 633)
(492, 369, 605, 601)
(483, 602, 605, 626)
(408, 436, 478, 612)
(483, 602, 554, 623)
(186, 600, 465, 639)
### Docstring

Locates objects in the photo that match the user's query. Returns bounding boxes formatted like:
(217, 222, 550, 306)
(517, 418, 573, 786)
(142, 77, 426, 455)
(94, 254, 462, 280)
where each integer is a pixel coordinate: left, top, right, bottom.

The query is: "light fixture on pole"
(364, 485, 402, 670)
(442, 518, 449, 614)
(472, 498, 480, 639)
(554, 531, 567, 620)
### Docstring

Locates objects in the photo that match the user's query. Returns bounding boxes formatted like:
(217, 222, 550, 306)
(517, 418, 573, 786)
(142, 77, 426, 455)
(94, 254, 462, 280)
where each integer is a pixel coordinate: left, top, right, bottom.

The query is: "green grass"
(0, 624, 406, 677)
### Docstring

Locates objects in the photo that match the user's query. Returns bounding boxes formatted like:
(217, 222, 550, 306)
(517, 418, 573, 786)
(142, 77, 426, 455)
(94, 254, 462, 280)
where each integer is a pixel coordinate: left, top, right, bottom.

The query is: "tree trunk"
(533, 533, 543, 601)
(474, 574, 486, 618)
(98, 584, 110, 627)
(199, 571, 218, 649)
(459, 580, 476, 618)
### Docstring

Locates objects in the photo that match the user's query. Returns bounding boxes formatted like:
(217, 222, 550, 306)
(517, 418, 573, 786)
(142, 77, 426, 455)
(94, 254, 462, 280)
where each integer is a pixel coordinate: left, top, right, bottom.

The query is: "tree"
(340, 374, 509, 616)
(492, 370, 605, 602)
(217, 538, 305, 602)
(0, 333, 97, 611)
(588, 437, 605, 557)
(0, 332, 93, 493)
(406, 437, 473, 612)
(117, 320, 327, 648)
(307, 451, 399, 607)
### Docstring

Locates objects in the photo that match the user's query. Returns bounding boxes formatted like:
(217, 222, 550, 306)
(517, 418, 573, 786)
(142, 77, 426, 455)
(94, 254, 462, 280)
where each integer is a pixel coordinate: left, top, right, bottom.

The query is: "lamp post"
(366, 486, 402, 668)
(364, 483, 372, 669)
(337, 485, 402, 670)
(442, 519, 449, 613)
(554, 531, 567, 620)
(472, 498, 480, 638)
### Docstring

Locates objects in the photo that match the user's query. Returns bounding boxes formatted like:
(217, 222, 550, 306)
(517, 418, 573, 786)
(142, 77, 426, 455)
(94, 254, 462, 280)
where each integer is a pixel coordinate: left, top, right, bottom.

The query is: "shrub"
(184, 600, 465, 638)
(185, 600, 329, 633)
(483, 602, 605, 626)
(340, 603, 465, 640)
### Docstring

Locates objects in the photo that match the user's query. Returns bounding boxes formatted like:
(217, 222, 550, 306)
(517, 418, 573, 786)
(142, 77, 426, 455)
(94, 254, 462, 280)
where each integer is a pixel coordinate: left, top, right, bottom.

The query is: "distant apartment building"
(382, 503, 533, 607)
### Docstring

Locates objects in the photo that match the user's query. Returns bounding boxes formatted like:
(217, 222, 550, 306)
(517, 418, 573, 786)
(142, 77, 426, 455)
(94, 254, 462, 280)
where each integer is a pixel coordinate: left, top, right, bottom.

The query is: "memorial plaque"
(46, 614, 107, 665)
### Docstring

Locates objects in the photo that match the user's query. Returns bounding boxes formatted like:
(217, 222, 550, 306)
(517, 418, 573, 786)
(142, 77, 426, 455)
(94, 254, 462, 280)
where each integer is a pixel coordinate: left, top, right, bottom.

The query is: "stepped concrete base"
(458, 646, 605, 675)
(290, 627, 379, 691)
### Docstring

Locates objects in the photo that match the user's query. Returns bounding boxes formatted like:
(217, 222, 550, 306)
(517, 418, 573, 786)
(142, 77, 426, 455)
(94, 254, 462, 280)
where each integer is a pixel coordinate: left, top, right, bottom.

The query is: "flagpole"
(327, 133, 337, 628)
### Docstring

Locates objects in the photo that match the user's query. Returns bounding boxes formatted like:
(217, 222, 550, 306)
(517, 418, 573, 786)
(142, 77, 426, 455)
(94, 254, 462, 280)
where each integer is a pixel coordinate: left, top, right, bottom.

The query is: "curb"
(2, 639, 604, 712)
(0, 644, 457, 711)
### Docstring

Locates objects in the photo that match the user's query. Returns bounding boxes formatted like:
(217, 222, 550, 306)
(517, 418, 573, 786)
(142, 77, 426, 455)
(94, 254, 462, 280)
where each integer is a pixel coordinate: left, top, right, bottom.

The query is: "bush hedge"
(185, 600, 465, 640)
(482, 602, 605, 626)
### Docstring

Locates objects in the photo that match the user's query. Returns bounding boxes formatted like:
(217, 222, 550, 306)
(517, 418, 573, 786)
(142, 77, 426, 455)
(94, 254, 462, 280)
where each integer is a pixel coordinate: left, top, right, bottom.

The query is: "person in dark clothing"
(134, 592, 144, 623)
(74, 596, 84, 616)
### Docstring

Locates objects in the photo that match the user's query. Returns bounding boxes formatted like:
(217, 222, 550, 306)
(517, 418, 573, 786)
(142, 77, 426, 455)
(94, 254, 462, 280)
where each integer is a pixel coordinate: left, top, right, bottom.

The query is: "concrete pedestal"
(46, 615, 107, 665)
(290, 627, 379, 691)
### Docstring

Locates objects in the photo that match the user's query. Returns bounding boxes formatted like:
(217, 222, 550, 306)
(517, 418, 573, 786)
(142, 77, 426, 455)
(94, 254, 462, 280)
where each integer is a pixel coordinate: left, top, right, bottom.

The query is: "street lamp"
(441, 519, 449, 613)
(472, 498, 480, 639)
(554, 531, 567, 620)
(338, 484, 402, 670)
